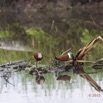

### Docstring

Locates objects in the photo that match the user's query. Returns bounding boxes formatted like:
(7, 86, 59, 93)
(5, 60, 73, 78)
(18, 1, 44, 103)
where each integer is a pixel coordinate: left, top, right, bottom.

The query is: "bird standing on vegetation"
(34, 52, 43, 67)
(55, 48, 73, 62)
(55, 52, 73, 61)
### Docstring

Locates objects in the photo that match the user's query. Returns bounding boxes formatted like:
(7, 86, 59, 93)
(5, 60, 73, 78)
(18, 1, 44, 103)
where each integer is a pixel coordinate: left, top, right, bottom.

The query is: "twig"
(3, 76, 15, 86)
(1, 72, 15, 86)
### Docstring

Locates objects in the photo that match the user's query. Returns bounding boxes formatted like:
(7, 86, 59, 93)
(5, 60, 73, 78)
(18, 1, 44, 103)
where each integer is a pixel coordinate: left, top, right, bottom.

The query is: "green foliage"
(26, 28, 47, 39)
(0, 49, 32, 64)
(0, 30, 11, 38)
(26, 28, 60, 49)
(80, 28, 93, 45)
(80, 27, 103, 46)
(100, 31, 103, 36)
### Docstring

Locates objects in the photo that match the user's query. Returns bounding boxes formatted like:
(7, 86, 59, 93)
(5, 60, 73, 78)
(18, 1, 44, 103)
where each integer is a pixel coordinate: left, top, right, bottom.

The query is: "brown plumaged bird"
(34, 52, 43, 61)
(55, 52, 73, 61)
(34, 52, 43, 67)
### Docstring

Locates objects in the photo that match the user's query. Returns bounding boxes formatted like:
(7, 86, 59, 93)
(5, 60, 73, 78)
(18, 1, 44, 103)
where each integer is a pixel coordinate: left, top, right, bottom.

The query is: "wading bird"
(55, 52, 73, 61)
(34, 52, 43, 67)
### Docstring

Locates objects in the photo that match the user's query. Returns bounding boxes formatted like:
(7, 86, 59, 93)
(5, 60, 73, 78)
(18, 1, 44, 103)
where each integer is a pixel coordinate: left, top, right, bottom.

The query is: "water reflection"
(35, 75, 45, 84)
(56, 75, 71, 81)
(0, 71, 103, 103)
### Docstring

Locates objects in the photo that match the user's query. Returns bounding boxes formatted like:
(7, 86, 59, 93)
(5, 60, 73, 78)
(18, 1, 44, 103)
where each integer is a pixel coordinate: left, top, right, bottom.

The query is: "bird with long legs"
(34, 52, 43, 67)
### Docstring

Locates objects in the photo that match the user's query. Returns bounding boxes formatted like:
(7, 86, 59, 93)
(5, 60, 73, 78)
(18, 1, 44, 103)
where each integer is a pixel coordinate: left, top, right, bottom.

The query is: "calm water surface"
(0, 71, 103, 103)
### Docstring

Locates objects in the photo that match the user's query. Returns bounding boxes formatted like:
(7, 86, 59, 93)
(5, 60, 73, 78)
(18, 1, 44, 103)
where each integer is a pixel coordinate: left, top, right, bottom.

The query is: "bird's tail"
(79, 72, 103, 92)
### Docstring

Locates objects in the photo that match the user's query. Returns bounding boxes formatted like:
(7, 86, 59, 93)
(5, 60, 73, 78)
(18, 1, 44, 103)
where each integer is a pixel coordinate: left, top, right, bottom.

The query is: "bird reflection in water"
(57, 75, 71, 81)
(35, 75, 45, 84)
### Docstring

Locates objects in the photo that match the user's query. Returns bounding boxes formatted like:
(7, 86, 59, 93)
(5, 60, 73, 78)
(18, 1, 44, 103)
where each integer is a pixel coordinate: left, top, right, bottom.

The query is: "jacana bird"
(55, 52, 73, 62)
(34, 52, 43, 67)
